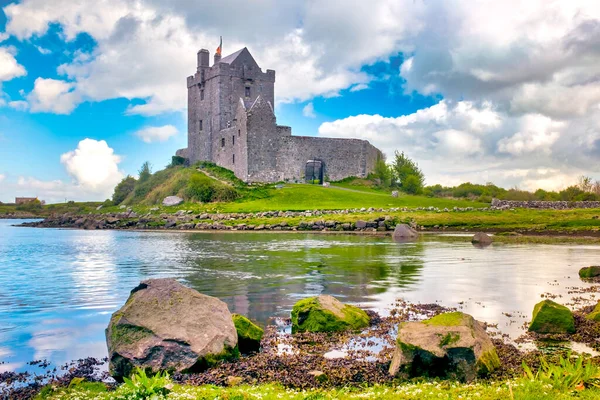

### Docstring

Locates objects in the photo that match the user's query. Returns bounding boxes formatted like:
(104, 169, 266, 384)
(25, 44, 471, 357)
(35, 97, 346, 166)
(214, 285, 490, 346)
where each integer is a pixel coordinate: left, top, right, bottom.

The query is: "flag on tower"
(216, 36, 222, 56)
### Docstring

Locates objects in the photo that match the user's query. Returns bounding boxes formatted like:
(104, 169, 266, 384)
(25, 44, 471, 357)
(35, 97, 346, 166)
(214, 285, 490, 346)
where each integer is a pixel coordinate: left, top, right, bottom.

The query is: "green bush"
(402, 174, 423, 195)
(185, 174, 215, 202)
(112, 175, 137, 205)
(170, 155, 187, 167)
(15, 199, 43, 213)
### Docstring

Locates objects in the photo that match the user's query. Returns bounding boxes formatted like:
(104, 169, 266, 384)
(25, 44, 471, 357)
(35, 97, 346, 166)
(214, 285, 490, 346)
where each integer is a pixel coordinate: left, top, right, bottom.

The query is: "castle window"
(238, 129, 241, 137)
(245, 87, 251, 97)
(221, 138, 225, 147)
(233, 154, 235, 164)
(232, 136, 235, 145)
(199, 119, 203, 131)
(200, 90, 204, 100)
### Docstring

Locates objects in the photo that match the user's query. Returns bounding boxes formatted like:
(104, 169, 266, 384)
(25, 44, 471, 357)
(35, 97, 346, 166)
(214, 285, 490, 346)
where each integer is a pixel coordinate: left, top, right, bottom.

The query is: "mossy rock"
(586, 302, 600, 322)
(291, 295, 370, 333)
(390, 312, 499, 382)
(232, 314, 263, 354)
(579, 266, 600, 279)
(528, 299, 575, 334)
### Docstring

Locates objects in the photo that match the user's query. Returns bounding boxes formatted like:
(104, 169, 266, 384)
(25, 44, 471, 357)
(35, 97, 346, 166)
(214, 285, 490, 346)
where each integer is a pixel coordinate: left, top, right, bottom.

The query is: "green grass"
(35, 380, 600, 400)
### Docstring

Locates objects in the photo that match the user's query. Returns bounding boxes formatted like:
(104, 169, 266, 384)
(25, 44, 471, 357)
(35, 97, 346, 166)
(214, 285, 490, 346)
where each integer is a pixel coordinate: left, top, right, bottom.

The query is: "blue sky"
(1, 0, 600, 202)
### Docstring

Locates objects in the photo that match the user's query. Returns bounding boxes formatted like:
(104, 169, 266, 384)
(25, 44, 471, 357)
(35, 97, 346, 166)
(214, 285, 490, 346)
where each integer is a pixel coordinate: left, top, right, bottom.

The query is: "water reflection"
(0, 221, 598, 373)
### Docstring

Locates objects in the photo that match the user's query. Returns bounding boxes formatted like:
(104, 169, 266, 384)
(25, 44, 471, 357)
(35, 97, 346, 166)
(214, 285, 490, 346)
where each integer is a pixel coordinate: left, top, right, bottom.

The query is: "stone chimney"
(197, 49, 209, 69)
(214, 52, 221, 64)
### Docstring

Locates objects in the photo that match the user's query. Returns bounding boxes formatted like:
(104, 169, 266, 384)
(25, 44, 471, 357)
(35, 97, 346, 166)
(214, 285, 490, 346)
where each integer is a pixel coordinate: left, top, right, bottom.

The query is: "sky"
(1, 0, 600, 203)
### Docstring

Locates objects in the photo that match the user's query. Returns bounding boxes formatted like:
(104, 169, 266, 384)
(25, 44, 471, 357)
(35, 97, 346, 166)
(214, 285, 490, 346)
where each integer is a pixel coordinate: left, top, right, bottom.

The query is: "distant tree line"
(370, 153, 600, 202)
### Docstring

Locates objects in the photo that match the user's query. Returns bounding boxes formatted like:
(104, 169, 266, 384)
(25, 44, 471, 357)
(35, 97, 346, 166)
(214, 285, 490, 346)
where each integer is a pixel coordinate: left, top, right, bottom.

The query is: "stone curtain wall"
(491, 199, 600, 209)
(276, 136, 381, 182)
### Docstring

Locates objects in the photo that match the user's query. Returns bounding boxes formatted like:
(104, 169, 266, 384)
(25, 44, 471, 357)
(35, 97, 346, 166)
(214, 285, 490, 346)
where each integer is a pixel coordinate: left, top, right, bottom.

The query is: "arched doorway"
(305, 160, 324, 184)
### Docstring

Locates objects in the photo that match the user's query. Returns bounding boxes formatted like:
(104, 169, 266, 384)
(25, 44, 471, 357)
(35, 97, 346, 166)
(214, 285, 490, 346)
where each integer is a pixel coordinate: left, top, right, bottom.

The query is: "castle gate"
(305, 160, 324, 184)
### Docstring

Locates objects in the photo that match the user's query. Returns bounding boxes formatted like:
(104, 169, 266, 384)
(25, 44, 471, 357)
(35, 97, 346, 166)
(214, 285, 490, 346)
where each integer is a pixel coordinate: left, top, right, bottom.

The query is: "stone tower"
(185, 47, 275, 164)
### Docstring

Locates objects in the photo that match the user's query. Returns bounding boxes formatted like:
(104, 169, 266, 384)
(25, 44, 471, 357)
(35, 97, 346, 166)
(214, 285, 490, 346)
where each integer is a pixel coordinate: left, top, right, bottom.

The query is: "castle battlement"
(177, 47, 383, 183)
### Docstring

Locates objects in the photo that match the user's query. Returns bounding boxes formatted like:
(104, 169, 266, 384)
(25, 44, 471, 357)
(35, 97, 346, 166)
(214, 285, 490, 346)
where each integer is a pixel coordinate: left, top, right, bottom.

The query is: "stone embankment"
(491, 198, 600, 209)
(20, 205, 484, 232)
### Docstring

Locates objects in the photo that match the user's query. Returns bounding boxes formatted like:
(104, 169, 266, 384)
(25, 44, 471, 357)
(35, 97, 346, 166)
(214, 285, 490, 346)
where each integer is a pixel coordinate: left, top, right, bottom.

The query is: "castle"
(176, 47, 383, 183)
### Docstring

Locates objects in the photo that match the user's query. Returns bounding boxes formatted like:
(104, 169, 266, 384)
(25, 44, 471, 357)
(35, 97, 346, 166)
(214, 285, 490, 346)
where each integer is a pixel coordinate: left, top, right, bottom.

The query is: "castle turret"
(197, 49, 209, 70)
(214, 52, 221, 64)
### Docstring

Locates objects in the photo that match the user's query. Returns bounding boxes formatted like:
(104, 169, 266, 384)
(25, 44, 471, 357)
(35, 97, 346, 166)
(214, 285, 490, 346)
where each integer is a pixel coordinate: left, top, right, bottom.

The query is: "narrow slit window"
(238, 129, 241, 137)
(245, 87, 251, 97)
(221, 138, 225, 147)
(232, 136, 235, 145)
(200, 90, 204, 100)
(232, 154, 235, 164)
(199, 119, 203, 131)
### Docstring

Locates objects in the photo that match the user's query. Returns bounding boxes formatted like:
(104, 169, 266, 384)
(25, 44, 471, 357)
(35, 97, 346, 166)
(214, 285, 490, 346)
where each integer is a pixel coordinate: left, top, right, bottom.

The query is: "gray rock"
(162, 196, 184, 206)
(322, 182, 330, 187)
(392, 224, 419, 240)
(391, 191, 399, 198)
(355, 220, 367, 229)
(96, 205, 103, 210)
(471, 232, 493, 245)
(389, 312, 499, 382)
(119, 205, 127, 209)
(106, 278, 238, 380)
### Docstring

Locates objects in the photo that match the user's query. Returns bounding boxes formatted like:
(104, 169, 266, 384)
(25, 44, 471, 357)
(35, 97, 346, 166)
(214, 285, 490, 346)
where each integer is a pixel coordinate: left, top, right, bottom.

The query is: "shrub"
(170, 155, 187, 167)
(112, 175, 137, 205)
(185, 174, 215, 202)
(138, 162, 152, 183)
(522, 354, 600, 391)
(402, 174, 423, 195)
(15, 199, 43, 213)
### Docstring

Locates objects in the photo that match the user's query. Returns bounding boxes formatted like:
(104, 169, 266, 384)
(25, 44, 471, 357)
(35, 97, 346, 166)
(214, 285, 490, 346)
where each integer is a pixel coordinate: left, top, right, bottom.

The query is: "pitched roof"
(219, 48, 246, 65)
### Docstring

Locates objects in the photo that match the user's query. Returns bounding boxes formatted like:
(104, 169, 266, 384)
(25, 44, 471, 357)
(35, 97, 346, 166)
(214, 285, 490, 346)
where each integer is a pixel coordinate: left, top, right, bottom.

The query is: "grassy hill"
(107, 162, 487, 213)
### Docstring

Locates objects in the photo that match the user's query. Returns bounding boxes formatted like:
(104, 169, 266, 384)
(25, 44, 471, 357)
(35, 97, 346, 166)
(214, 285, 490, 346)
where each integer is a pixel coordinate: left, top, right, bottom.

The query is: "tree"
(391, 151, 424, 193)
(139, 161, 152, 183)
(112, 175, 137, 205)
(373, 156, 392, 187)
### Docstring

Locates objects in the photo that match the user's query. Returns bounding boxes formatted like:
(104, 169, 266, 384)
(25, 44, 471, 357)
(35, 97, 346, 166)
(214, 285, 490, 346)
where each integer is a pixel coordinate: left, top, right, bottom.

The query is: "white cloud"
(27, 78, 80, 114)
(60, 138, 123, 194)
(8, 100, 29, 111)
(318, 100, 595, 190)
(0, 174, 5, 183)
(135, 125, 178, 143)
(35, 45, 51, 55)
(350, 83, 369, 92)
(497, 114, 562, 156)
(0, 32, 8, 43)
(0, 46, 26, 82)
(302, 102, 316, 118)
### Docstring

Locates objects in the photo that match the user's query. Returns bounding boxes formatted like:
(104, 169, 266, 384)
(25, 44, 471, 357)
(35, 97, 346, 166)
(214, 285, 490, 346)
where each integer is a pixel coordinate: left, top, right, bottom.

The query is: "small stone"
(391, 191, 399, 198)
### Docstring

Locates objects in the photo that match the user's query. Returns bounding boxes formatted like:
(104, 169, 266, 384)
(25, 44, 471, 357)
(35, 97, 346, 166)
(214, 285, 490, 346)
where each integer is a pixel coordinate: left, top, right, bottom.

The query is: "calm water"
(0, 219, 598, 373)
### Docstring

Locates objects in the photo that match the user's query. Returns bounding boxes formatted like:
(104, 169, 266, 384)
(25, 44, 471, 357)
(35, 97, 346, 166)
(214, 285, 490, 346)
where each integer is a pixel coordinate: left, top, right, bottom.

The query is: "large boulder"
(586, 302, 600, 322)
(528, 299, 575, 334)
(232, 314, 264, 354)
(106, 278, 238, 380)
(579, 266, 600, 279)
(471, 232, 492, 245)
(392, 224, 419, 240)
(162, 196, 184, 206)
(291, 295, 370, 333)
(389, 312, 500, 382)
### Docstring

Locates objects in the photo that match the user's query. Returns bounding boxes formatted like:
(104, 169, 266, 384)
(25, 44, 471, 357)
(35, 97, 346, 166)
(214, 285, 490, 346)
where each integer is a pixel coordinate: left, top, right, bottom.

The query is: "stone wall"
(276, 136, 383, 182)
(491, 199, 600, 209)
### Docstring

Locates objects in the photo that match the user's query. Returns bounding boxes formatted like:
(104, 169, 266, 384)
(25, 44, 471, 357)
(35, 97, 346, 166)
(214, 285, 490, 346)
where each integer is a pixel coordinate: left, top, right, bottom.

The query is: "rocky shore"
(19, 205, 486, 232)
